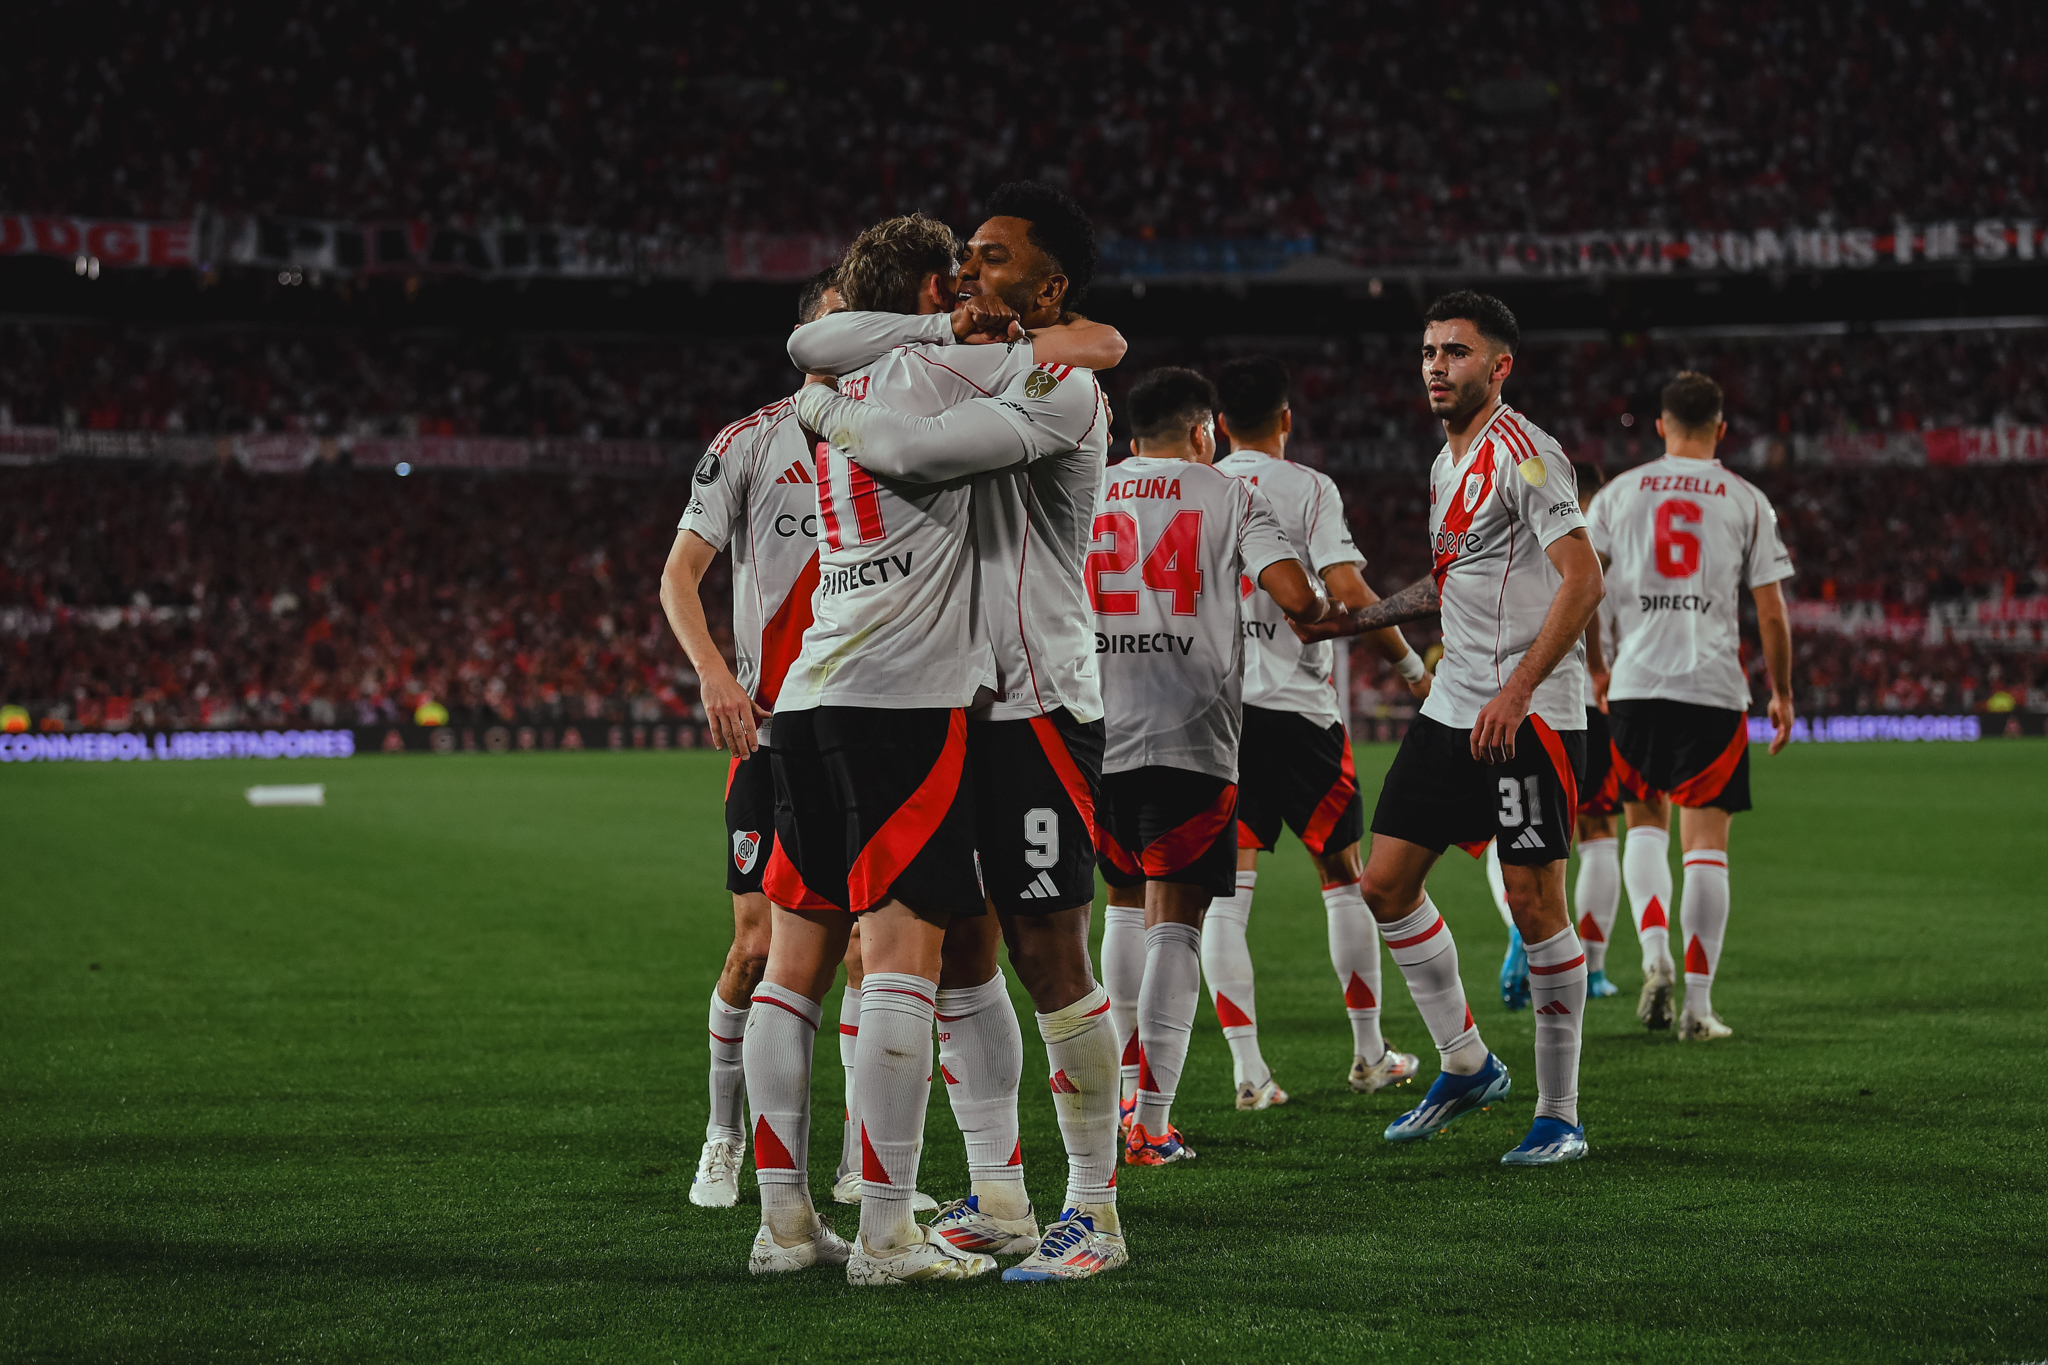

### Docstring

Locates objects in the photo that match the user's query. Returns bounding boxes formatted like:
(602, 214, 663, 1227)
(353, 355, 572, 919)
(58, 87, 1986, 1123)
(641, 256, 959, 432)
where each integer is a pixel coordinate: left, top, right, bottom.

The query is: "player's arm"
(1584, 610, 1609, 713)
(1322, 563, 1430, 697)
(1752, 579, 1794, 755)
(1294, 574, 1440, 640)
(1022, 316, 1127, 371)
(795, 380, 1029, 481)
(659, 530, 771, 758)
(1257, 558, 1340, 625)
(786, 311, 953, 376)
(1470, 529, 1603, 763)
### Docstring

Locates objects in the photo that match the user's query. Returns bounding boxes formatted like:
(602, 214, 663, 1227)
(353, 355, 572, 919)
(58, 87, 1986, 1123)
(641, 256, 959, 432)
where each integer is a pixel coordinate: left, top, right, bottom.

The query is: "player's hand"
(1471, 685, 1531, 764)
(1289, 610, 1350, 643)
(1590, 668, 1611, 714)
(1406, 671, 1432, 700)
(1767, 691, 1794, 756)
(701, 670, 772, 758)
(953, 296, 1022, 344)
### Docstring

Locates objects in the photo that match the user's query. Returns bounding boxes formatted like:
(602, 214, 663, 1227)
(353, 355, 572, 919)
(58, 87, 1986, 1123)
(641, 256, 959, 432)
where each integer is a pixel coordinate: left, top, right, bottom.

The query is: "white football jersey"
(1215, 450, 1363, 728)
(1419, 404, 1589, 733)
(677, 394, 821, 748)
(774, 342, 1032, 711)
(1091, 457, 1296, 780)
(1587, 454, 1794, 710)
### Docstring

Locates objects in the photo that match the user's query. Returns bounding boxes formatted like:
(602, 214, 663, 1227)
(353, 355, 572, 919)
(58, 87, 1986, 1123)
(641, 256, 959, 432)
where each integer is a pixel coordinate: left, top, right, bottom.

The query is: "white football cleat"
(846, 1225, 996, 1285)
(1349, 1045, 1421, 1094)
(828, 1170, 936, 1211)
(1677, 1009, 1734, 1041)
(926, 1195, 1039, 1255)
(747, 1216, 850, 1274)
(1638, 957, 1676, 1031)
(1235, 1077, 1289, 1110)
(1002, 1208, 1129, 1282)
(688, 1137, 743, 1208)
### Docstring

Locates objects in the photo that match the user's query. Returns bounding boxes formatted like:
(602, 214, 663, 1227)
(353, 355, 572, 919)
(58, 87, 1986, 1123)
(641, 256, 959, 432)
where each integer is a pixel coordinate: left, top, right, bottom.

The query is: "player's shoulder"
(708, 392, 800, 458)
(1493, 406, 1566, 461)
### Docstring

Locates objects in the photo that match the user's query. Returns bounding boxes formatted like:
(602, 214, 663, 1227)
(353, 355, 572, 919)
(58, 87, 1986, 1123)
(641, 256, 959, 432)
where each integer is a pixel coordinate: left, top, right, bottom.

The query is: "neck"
(1132, 443, 1205, 465)
(1230, 433, 1286, 459)
(1665, 442, 1716, 462)
(1443, 396, 1502, 460)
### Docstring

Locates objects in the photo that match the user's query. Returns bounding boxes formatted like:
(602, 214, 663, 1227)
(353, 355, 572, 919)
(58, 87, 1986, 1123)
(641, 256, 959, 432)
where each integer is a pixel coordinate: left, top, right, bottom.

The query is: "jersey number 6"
(1654, 499, 1703, 578)
(1086, 509, 1205, 616)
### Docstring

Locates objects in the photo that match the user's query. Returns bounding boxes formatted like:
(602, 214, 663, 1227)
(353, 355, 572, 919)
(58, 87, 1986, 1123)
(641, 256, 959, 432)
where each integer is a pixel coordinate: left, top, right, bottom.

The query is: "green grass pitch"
(4, 741, 2045, 1363)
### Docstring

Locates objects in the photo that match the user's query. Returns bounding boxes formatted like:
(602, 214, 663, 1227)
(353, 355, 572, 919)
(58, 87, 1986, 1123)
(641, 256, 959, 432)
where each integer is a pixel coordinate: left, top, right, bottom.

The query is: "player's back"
(1589, 455, 1792, 711)
(1089, 457, 1294, 781)
(1213, 451, 1357, 728)
(778, 342, 1028, 712)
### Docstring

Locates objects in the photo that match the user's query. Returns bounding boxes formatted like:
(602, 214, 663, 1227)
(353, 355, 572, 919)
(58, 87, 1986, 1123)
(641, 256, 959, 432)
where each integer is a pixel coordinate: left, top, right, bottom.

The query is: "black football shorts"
(1607, 698, 1752, 813)
(970, 710, 1103, 916)
(1096, 764, 1239, 900)
(1370, 714, 1586, 866)
(724, 748, 777, 894)
(1236, 704, 1363, 857)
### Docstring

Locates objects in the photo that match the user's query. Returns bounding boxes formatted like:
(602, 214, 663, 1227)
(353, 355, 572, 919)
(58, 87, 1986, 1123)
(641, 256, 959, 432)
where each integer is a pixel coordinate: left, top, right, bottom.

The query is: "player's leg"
(1204, 707, 1280, 1108)
(1486, 840, 1531, 1010)
(831, 926, 864, 1204)
(1666, 704, 1751, 1041)
(1574, 812, 1622, 997)
(927, 909, 1033, 1247)
(1096, 772, 1148, 1129)
(1610, 700, 1679, 1027)
(1316, 837, 1419, 1093)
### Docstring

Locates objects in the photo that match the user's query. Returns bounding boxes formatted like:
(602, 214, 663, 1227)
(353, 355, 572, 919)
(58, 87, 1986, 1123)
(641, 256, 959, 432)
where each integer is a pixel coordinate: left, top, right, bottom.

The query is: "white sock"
(1680, 849, 1731, 1018)
(707, 987, 750, 1144)
(935, 971, 1026, 1218)
(742, 982, 819, 1242)
(1484, 840, 1515, 929)
(1037, 984, 1119, 1218)
(1200, 871, 1268, 1089)
(1324, 878, 1384, 1063)
(1573, 837, 1621, 976)
(835, 985, 861, 1181)
(854, 972, 938, 1252)
(1527, 925, 1588, 1126)
(1380, 897, 1486, 1074)
(1134, 921, 1202, 1136)
(1102, 905, 1146, 1106)
(1624, 825, 1674, 971)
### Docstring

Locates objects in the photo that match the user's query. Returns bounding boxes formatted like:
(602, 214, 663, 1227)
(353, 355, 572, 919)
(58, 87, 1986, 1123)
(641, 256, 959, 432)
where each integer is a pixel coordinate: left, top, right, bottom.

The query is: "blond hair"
(835, 214, 959, 314)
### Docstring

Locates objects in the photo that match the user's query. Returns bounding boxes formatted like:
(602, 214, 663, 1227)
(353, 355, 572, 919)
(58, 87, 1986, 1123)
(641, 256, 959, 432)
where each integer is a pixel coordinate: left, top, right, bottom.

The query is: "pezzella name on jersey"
(821, 551, 914, 594)
(1096, 631, 1195, 655)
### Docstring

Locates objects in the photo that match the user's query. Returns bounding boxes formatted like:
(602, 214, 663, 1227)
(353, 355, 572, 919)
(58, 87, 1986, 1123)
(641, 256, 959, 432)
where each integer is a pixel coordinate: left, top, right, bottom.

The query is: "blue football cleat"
(1586, 968, 1619, 998)
(1383, 1053, 1512, 1141)
(1499, 926, 1530, 1010)
(1501, 1116, 1589, 1165)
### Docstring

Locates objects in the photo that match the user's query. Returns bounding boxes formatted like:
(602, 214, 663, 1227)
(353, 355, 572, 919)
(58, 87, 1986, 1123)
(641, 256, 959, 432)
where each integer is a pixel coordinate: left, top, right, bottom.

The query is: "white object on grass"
(245, 784, 325, 807)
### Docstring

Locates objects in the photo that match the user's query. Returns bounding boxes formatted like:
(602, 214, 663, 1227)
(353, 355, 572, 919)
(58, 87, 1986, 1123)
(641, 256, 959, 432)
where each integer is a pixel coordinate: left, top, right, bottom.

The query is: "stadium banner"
(1744, 714, 1990, 743)
(0, 428, 688, 475)
(1463, 220, 2043, 278)
(0, 214, 198, 268)
(357, 722, 709, 754)
(0, 729, 357, 763)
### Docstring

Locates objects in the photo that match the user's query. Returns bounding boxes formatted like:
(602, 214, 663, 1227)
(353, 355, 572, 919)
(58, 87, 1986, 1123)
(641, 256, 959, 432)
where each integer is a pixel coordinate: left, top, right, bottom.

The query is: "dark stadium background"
(5, 0, 2046, 749)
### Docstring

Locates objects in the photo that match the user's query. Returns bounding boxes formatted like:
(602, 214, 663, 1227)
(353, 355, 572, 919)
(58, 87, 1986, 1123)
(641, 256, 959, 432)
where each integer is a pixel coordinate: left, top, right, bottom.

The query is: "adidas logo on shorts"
(1509, 826, 1546, 851)
(1017, 870, 1062, 901)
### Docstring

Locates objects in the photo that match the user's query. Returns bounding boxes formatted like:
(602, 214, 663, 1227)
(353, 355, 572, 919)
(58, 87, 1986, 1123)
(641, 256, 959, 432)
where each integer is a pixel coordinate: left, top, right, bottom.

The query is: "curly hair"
(835, 214, 960, 315)
(984, 181, 1099, 308)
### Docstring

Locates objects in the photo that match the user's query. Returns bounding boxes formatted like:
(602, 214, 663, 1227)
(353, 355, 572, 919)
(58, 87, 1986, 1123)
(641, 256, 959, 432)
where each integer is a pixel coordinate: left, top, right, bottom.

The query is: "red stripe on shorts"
(1298, 733, 1359, 855)
(1028, 715, 1102, 851)
(762, 840, 842, 913)
(1668, 714, 1749, 808)
(1531, 716, 1579, 829)
(1138, 783, 1238, 878)
(845, 710, 968, 913)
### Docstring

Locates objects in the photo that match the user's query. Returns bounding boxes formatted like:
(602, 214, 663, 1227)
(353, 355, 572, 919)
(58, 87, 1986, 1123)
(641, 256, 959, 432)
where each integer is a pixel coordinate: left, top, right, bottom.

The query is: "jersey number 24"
(1086, 510, 1205, 616)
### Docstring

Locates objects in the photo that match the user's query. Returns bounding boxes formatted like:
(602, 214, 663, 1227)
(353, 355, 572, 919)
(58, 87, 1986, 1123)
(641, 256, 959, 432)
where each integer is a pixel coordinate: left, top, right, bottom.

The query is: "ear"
(1715, 419, 1728, 443)
(920, 272, 948, 313)
(1038, 271, 1068, 314)
(1216, 413, 1234, 442)
(1278, 407, 1293, 435)
(1655, 417, 1668, 440)
(1493, 350, 1515, 384)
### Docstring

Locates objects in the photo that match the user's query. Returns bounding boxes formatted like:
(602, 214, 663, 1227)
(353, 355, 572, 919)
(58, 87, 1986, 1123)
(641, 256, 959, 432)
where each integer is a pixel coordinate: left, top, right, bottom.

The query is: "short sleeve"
(1745, 489, 1796, 588)
(1305, 471, 1365, 572)
(677, 425, 754, 550)
(1237, 482, 1298, 582)
(1584, 483, 1614, 559)
(983, 364, 1106, 463)
(1500, 427, 1585, 548)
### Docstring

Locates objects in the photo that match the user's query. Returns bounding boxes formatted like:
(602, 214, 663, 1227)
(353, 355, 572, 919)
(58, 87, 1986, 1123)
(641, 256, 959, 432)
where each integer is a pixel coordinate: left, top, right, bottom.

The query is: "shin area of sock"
(1624, 825, 1674, 966)
(1680, 849, 1730, 1016)
(1572, 837, 1621, 974)
(1323, 878, 1383, 1060)
(1038, 984, 1119, 1206)
(1379, 897, 1480, 1069)
(743, 982, 819, 1187)
(707, 987, 751, 1143)
(935, 971, 1024, 1184)
(1527, 925, 1588, 1126)
(853, 973, 938, 1209)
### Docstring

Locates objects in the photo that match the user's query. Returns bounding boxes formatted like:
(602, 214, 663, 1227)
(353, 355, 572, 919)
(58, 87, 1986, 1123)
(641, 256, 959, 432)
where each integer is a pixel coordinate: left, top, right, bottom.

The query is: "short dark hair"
(837, 214, 958, 314)
(1423, 290, 1520, 354)
(1661, 371, 1725, 432)
(1127, 367, 1217, 443)
(1216, 355, 1290, 435)
(795, 265, 839, 325)
(984, 181, 1100, 308)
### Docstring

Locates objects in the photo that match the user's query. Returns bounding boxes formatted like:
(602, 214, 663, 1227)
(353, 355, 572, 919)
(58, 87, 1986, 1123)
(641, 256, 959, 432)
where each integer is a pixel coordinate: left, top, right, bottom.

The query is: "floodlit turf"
(3, 742, 2045, 1364)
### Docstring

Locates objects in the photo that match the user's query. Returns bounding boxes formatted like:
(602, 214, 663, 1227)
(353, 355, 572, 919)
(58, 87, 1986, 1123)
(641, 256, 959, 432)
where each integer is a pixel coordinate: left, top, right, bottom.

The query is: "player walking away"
(1298, 292, 1604, 1166)
(1489, 464, 1625, 1006)
(1208, 355, 1427, 1107)
(1090, 367, 1341, 1166)
(1588, 372, 1794, 1040)
(660, 269, 860, 1210)
(787, 183, 1136, 1282)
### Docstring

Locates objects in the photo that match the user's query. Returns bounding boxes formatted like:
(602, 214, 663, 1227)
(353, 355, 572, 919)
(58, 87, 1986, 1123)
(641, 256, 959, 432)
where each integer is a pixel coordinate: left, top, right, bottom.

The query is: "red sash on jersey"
(1433, 443, 1495, 593)
(753, 552, 820, 709)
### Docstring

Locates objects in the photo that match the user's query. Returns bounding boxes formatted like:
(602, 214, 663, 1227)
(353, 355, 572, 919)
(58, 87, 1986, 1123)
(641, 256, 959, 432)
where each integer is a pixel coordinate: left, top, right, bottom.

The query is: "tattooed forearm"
(1339, 576, 1440, 635)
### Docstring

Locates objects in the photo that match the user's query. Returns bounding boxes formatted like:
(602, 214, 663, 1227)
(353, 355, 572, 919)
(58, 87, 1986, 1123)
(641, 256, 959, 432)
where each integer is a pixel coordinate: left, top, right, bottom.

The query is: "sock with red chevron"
(1572, 837, 1621, 975)
(855, 972, 939, 1253)
(1680, 849, 1731, 1019)
(1037, 984, 1118, 1219)
(1527, 925, 1588, 1126)
(1199, 871, 1269, 1089)
(1134, 922, 1202, 1136)
(1380, 897, 1486, 1075)
(743, 981, 821, 1244)
(935, 970, 1027, 1220)
(1323, 878, 1386, 1063)
(1624, 825, 1675, 972)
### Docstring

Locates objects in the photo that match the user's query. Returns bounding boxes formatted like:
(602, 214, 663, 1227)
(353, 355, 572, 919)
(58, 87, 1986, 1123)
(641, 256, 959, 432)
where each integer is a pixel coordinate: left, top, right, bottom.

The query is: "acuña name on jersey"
(1421, 403, 1590, 733)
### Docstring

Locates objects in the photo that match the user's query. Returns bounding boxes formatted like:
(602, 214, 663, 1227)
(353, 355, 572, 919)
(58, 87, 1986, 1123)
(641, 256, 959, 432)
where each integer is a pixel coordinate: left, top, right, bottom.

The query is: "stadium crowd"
(5, 457, 2042, 735)
(5, 1, 2042, 250)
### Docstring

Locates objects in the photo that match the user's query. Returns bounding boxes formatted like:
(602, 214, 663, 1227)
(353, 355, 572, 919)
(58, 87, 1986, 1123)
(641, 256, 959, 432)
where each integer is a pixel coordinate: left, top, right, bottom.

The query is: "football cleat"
(1586, 969, 1619, 998)
(1002, 1209, 1129, 1282)
(748, 1216, 850, 1274)
(689, 1137, 744, 1209)
(1677, 1009, 1734, 1041)
(1235, 1077, 1289, 1110)
(1349, 1045, 1421, 1094)
(1124, 1122, 1197, 1165)
(829, 1170, 936, 1210)
(1500, 926, 1530, 1010)
(1383, 1053, 1513, 1142)
(1501, 1116, 1589, 1166)
(926, 1195, 1040, 1256)
(845, 1225, 996, 1285)
(1638, 957, 1676, 1031)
